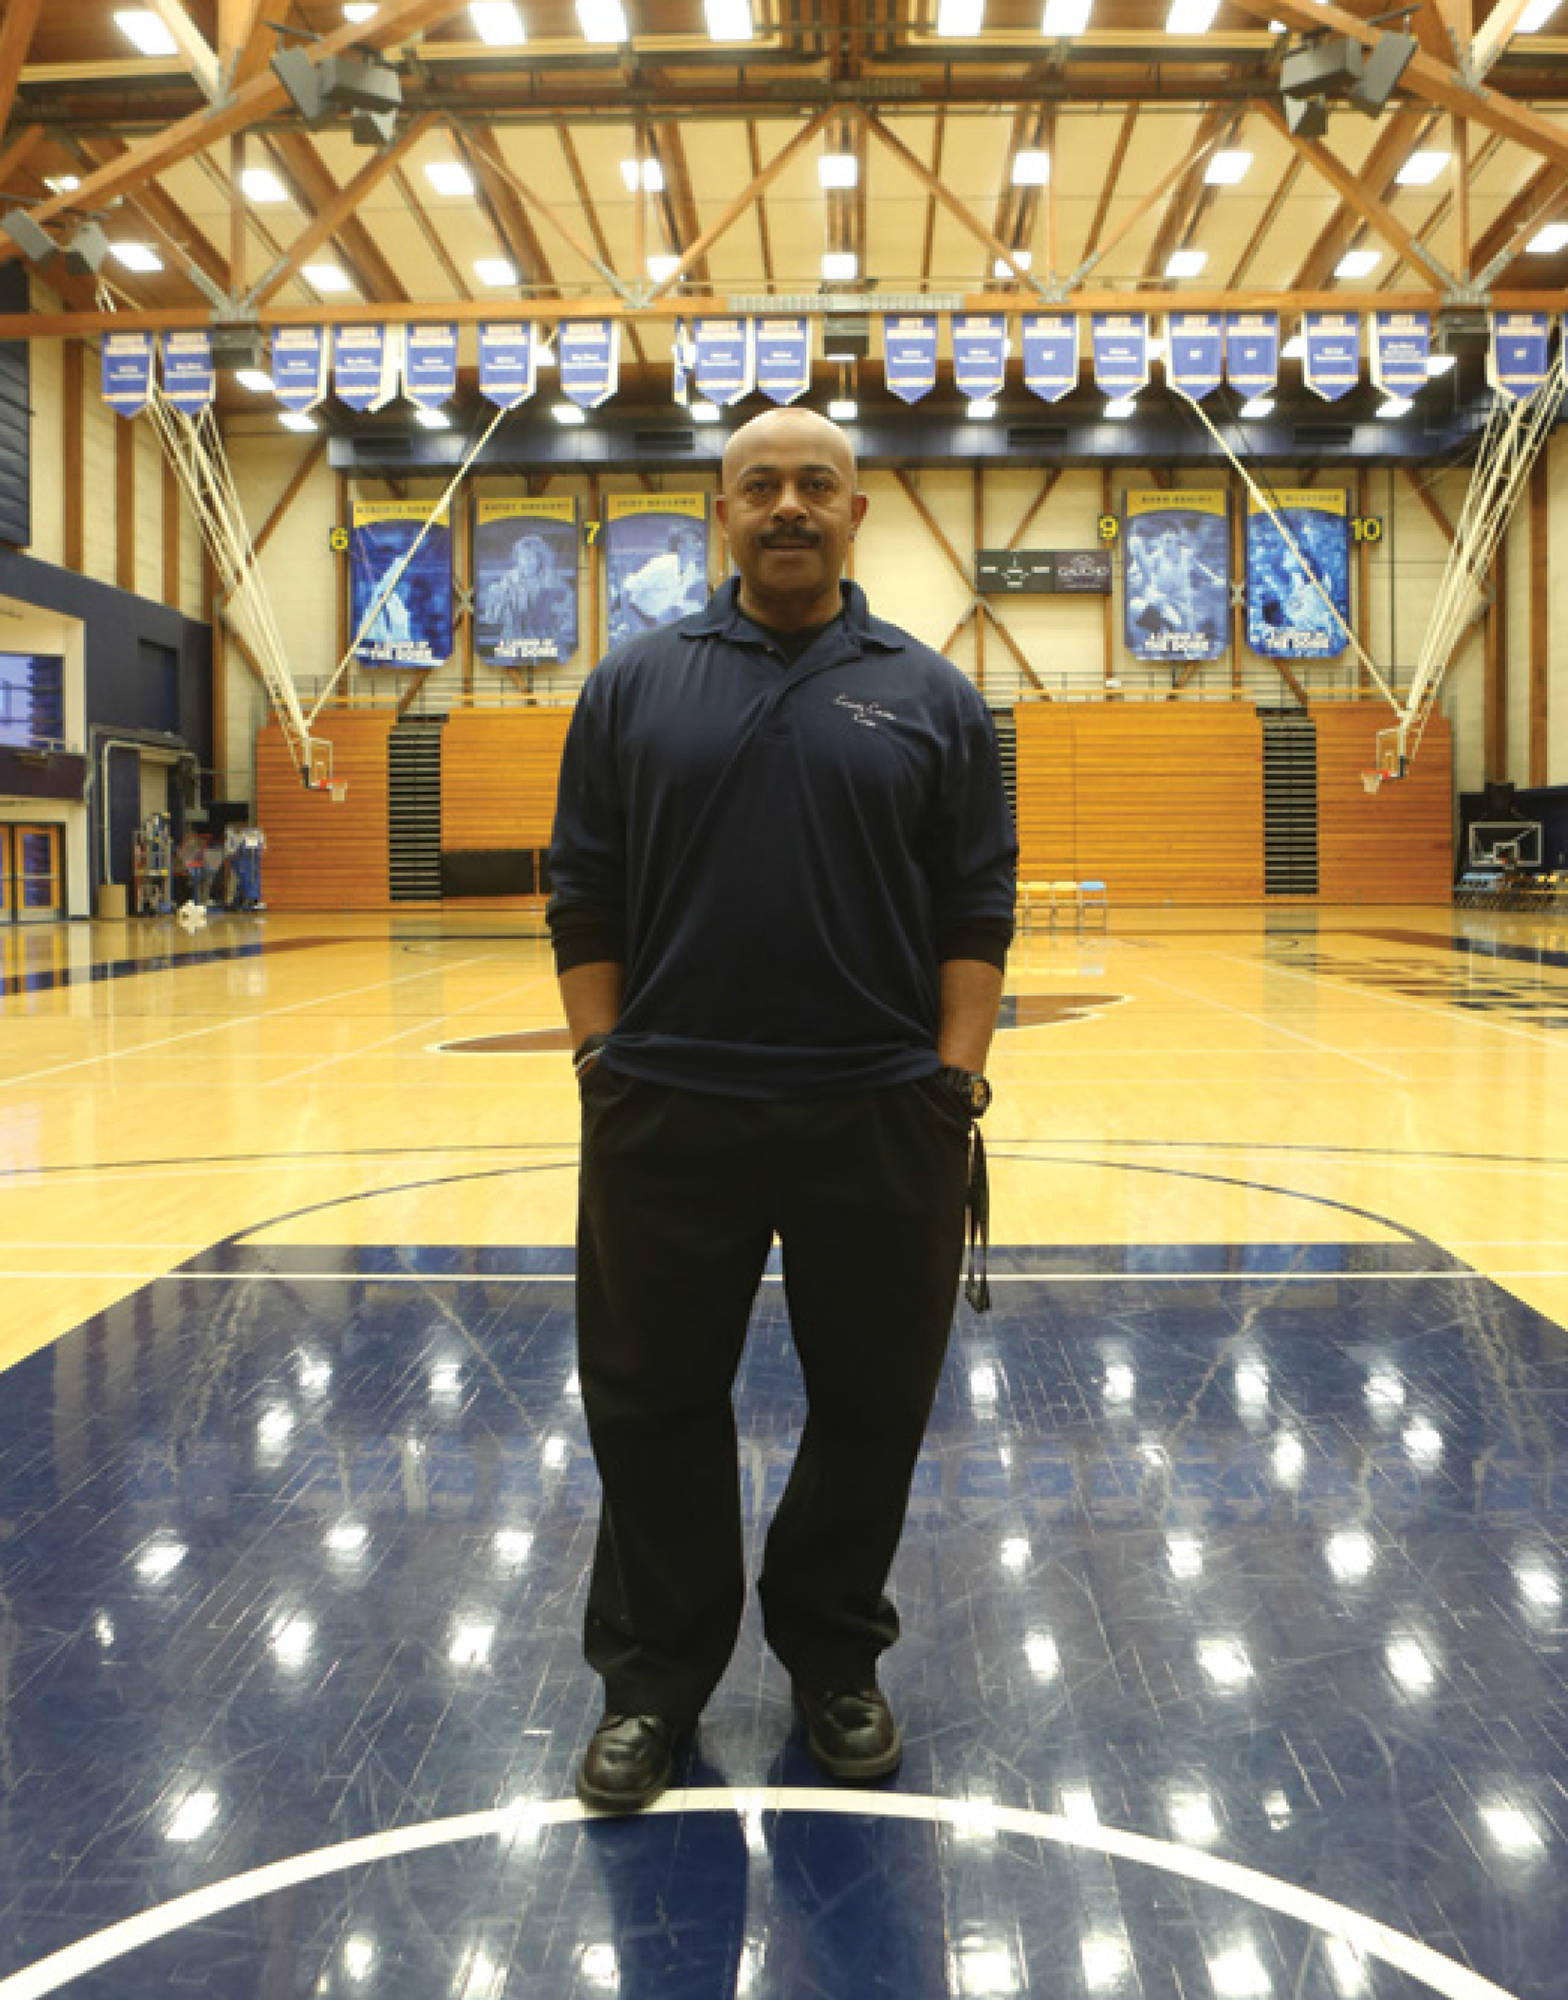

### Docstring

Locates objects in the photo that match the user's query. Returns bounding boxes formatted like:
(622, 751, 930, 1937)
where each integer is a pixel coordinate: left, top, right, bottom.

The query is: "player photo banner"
(1122, 490, 1229, 663)
(756, 318, 811, 405)
(103, 331, 155, 418)
(475, 499, 579, 669)
(350, 500, 454, 670)
(605, 494, 708, 647)
(270, 326, 328, 412)
(1303, 312, 1361, 402)
(694, 318, 755, 406)
(1245, 489, 1351, 661)
(1489, 311, 1552, 399)
(1225, 312, 1279, 398)
(1091, 314, 1149, 399)
(883, 314, 938, 403)
(952, 315, 1007, 400)
(335, 324, 400, 412)
(476, 324, 536, 410)
(160, 330, 214, 416)
(1166, 314, 1223, 400)
(1371, 312, 1430, 398)
(1022, 314, 1077, 402)
(560, 320, 619, 409)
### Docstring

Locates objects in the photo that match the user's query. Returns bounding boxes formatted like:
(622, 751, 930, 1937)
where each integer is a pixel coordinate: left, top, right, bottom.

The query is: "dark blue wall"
(0, 266, 29, 550)
(0, 547, 213, 888)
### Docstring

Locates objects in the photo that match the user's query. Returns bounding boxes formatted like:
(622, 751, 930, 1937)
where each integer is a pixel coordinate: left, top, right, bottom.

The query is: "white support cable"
(1167, 384, 1399, 711)
(305, 402, 512, 728)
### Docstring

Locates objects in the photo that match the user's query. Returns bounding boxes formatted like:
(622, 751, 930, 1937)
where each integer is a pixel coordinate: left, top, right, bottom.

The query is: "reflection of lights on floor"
(165, 1788, 220, 1843)
(134, 1539, 186, 1581)
(1325, 1530, 1375, 1582)
(1024, 1631, 1060, 1679)
(1198, 1637, 1253, 1686)
(1208, 1941, 1272, 1999)
(1480, 1802, 1545, 1856)
(1167, 1788, 1220, 1844)
(1385, 1636, 1437, 1691)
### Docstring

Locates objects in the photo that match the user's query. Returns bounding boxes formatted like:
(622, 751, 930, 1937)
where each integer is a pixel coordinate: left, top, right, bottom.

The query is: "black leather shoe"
(575, 1713, 682, 1814)
(794, 1685, 902, 1782)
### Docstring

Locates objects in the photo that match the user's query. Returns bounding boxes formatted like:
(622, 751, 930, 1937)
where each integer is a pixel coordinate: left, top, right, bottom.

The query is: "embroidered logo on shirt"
(834, 693, 896, 730)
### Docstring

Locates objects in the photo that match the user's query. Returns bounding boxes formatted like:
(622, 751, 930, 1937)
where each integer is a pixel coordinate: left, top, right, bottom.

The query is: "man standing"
(548, 408, 1016, 1814)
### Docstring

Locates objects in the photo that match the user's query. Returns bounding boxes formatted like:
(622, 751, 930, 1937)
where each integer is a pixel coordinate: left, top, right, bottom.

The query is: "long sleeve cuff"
(936, 917, 1013, 971)
(547, 901, 626, 974)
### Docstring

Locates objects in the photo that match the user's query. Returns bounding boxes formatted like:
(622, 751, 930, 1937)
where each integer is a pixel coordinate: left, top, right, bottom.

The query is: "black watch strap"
(935, 1065, 992, 1118)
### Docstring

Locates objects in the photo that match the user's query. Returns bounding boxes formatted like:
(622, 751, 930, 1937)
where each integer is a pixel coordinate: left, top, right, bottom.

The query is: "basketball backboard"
(1469, 819, 1543, 867)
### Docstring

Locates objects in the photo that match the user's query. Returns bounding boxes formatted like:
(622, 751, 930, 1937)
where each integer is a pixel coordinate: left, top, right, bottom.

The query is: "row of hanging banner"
(100, 307, 1557, 417)
(344, 485, 1353, 672)
(348, 493, 710, 670)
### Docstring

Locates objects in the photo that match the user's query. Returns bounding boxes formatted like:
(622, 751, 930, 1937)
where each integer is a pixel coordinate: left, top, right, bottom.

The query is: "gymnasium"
(1, 2, 1566, 1995)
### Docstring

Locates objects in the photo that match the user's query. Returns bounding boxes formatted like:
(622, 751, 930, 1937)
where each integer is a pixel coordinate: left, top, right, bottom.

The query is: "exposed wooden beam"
(0, 125, 44, 194)
(1530, 455, 1548, 786)
(1230, 0, 1568, 173)
(267, 131, 410, 303)
(62, 340, 83, 574)
(1474, 163, 1568, 289)
(1485, 545, 1506, 779)
(116, 419, 137, 593)
(862, 107, 1044, 292)
(455, 125, 559, 300)
(654, 123, 710, 288)
(1068, 119, 1228, 290)
(75, 135, 230, 296)
(645, 106, 836, 305)
(745, 122, 776, 289)
(1083, 107, 1138, 263)
(163, 454, 182, 608)
(0, 0, 45, 153)
(462, 123, 616, 298)
(892, 468, 1044, 691)
(251, 114, 436, 306)
(147, 0, 221, 100)
(1228, 153, 1302, 289)
(1260, 104, 1455, 292)
(1144, 108, 1232, 281)
(920, 113, 945, 285)
(1471, 0, 1538, 80)
(0, 0, 475, 261)
(391, 163, 471, 301)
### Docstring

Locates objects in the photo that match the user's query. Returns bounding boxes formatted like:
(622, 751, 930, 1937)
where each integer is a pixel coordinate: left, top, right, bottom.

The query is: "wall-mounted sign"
(976, 549, 1112, 595)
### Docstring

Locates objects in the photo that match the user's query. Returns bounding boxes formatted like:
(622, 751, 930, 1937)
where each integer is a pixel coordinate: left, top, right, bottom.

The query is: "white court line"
(0, 1787, 1519, 2000)
(1196, 945, 1568, 1054)
(1130, 963, 1406, 1083)
(0, 956, 501, 1094)
(266, 968, 558, 1089)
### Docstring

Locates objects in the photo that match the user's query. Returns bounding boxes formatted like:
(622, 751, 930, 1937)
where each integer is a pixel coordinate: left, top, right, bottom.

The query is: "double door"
(1, 824, 64, 922)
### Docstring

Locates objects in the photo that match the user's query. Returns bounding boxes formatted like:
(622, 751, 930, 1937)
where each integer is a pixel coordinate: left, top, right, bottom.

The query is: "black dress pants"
(575, 1069, 971, 1722)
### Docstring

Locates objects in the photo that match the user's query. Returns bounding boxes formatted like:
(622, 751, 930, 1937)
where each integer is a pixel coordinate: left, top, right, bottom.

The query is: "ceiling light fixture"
(1205, 150, 1253, 184)
(819, 154, 859, 188)
(473, 256, 517, 285)
(425, 161, 476, 197)
(303, 261, 353, 291)
(576, 0, 630, 41)
(552, 401, 586, 425)
(936, 0, 986, 33)
(1104, 396, 1137, 419)
(111, 241, 163, 272)
(822, 250, 858, 281)
(704, 0, 755, 36)
(828, 397, 858, 420)
(279, 412, 318, 432)
(1526, 221, 1568, 252)
(1012, 149, 1051, 184)
(1519, 0, 1561, 27)
(994, 249, 1033, 276)
(1042, 0, 1092, 28)
(1167, 0, 1221, 30)
(1335, 247, 1381, 278)
(415, 407, 451, 428)
(646, 253, 681, 281)
(469, 0, 526, 42)
(114, 10, 180, 56)
(241, 167, 288, 204)
(1166, 248, 1207, 277)
(620, 158, 664, 192)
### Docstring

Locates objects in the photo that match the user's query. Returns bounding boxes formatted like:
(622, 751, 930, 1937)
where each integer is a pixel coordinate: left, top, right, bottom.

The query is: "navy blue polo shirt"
(548, 578, 1017, 1098)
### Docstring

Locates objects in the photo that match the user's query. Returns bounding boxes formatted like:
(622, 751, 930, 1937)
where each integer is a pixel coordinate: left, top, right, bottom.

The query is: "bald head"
(715, 406, 868, 630)
(720, 406, 858, 493)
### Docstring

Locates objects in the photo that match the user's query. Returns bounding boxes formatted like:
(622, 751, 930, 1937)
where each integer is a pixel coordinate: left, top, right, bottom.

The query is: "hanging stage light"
(2, 209, 58, 265)
(271, 42, 401, 143)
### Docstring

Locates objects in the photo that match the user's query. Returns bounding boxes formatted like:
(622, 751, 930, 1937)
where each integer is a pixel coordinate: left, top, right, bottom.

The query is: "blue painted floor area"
(0, 1243, 1563, 1998)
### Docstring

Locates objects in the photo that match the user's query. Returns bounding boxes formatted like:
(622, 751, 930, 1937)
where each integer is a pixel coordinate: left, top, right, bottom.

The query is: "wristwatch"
(935, 1066, 992, 1117)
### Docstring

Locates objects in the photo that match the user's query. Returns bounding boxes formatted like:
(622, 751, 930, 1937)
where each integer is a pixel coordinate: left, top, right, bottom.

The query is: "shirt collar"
(684, 576, 902, 653)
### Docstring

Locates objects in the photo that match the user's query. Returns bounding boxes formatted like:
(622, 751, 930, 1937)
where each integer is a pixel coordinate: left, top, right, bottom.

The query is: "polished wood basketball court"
(0, 903, 1562, 1999)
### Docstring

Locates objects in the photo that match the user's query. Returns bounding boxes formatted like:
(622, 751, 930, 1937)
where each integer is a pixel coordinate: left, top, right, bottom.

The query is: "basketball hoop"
(330, 782, 348, 804)
(1361, 770, 1384, 795)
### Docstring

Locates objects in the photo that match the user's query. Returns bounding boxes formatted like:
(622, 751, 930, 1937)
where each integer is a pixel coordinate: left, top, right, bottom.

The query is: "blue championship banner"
(335, 325, 400, 412)
(1371, 312, 1430, 398)
(270, 326, 328, 412)
(350, 500, 454, 670)
(475, 498, 578, 668)
(605, 495, 708, 646)
(160, 330, 214, 416)
(1303, 312, 1360, 401)
(883, 314, 938, 403)
(953, 315, 1007, 400)
(1245, 489, 1351, 660)
(1489, 311, 1552, 399)
(1166, 314, 1223, 400)
(1123, 490, 1229, 662)
(560, 320, 619, 409)
(1022, 314, 1077, 402)
(405, 323, 458, 410)
(694, 318, 755, 406)
(478, 324, 537, 410)
(756, 318, 811, 405)
(102, 332, 155, 418)
(1225, 312, 1279, 398)
(1092, 314, 1149, 398)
